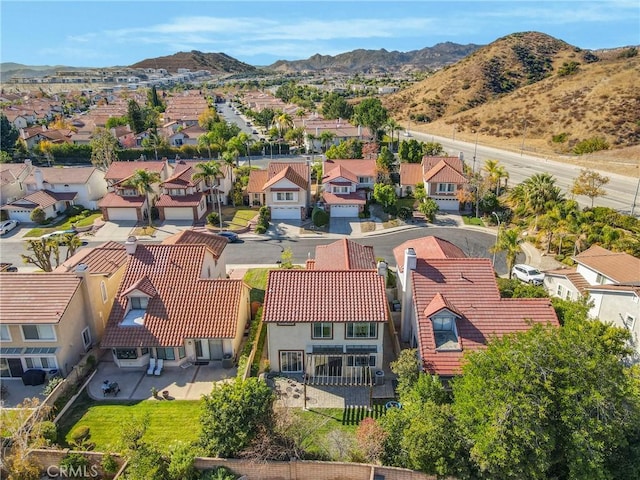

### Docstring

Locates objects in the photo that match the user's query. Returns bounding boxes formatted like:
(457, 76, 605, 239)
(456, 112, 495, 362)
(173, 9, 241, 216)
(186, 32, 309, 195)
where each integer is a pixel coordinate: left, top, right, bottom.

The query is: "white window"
(122, 188, 137, 196)
(276, 192, 294, 201)
(100, 281, 108, 303)
(22, 325, 56, 341)
(312, 322, 333, 339)
(346, 322, 377, 339)
(25, 357, 56, 369)
(595, 273, 607, 285)
(347, 354, 376, 367)
(624, 315, 636, 330)
(358, 177, 370, 184)
(82, 327, 92, 349)
(280, 351, 303, 373)
(557, 284, 565, 298)
(437, 183, 455, 193)
(432, 314, 459, 350)
(0, 325, 11, 342)
(333, 186, 349, 194)
(130, 296, 149, 309)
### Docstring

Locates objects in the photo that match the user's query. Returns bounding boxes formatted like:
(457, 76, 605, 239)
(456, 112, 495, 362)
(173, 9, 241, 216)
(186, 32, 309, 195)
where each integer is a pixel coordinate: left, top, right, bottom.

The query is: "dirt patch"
(360, 222, 377, 232)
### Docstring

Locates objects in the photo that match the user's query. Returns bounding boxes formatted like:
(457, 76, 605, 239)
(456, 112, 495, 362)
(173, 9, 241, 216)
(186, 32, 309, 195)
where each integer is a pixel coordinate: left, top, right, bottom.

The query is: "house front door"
(8, 358, 24, 377)
(195, 339, 210, 360)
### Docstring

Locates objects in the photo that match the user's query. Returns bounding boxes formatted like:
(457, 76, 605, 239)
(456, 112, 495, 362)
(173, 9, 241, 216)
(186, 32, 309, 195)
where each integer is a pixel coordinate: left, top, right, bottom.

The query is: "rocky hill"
(269, 42, 481, 73)
(384, 32, 640, 154)
(130, 50, 257, 74)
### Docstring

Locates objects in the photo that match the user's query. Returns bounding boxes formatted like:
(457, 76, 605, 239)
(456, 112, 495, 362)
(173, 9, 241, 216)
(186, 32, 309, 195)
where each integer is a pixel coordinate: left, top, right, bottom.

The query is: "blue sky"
(1, 1, 638, 67)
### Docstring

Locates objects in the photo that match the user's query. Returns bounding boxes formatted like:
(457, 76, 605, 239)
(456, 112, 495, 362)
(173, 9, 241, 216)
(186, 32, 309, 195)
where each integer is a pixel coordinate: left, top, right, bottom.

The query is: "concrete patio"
(0, 378, 47, 408)
(87, 360, 237, 401)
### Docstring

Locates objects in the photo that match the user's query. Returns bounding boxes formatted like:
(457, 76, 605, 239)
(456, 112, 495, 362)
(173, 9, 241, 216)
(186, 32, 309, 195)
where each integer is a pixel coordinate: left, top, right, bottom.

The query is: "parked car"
(0, 263, 18, 272)
(217, 231, 239, 243)
(0, 219, 19, 235)
(511, 264, 545, 285)
(41, 229, 79, 245)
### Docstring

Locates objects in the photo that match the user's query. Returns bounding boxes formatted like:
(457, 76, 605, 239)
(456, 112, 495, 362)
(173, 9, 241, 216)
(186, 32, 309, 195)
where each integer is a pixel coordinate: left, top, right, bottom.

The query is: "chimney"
(24, 158, 33, 170)
(34, 168, 44, 190)
(358, 125, 362, 137)
(315, 127, 319, 136)
(75, 263, 89, 277)
(458, 151, 464, 161)
(125, 235, 138, 255)
(377, 260, 388, 278)
(400, 248, 417, 343)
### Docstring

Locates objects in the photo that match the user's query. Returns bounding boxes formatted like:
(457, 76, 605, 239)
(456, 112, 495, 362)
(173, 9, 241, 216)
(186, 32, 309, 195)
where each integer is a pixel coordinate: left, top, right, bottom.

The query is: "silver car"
(511, 264, 545, 285)
(0, 219, 19, 235)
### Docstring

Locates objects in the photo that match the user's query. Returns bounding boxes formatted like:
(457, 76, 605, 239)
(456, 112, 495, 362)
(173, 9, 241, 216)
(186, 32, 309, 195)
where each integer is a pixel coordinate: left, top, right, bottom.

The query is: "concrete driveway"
(90, 221, 136, 242)
(329, 217, 357, 235)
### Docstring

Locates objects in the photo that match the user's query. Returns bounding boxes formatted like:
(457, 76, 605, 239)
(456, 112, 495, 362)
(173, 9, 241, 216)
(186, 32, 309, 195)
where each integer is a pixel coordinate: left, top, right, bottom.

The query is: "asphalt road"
(409, 130, 639, 215)
(1, 226, 511, 275)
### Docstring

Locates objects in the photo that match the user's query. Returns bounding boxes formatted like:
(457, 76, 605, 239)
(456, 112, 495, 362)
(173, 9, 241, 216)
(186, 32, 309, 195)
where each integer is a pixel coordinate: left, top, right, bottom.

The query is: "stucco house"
(99, 161, 171, 222)
(399, 156, 467, 211)
(394, 236, 558, 377)
(320, 159, 375, 218)
(0, 160, 33, 206)
(162, 229, 229, 279)
(155, 161, 207, 222)
(544, 245, 640, 357)
(247, 162, 310, 220)
(101, 237, 250, 368)
(263, 269, 390, 385)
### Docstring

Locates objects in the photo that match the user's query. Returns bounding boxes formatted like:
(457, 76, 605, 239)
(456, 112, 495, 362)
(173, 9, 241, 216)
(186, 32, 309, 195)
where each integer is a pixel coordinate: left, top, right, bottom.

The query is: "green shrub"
(207, 212, 220, 226)
(397, 206, 412, 220)
(42, 376, 63, 396)
(258, 206, 270, 222)
(70, 425, 91, 445)
(101, 453, 119, 475)
(59, 453, 89, 471)
(312, 207, 329, 227)
(552, 132, 568, 143)
(30, 207, 46, 224)
(200, 466, 238, 480)
(573, 137, 610, 155)
(40, 421, 57, 444)
(254, 225, 267, 234)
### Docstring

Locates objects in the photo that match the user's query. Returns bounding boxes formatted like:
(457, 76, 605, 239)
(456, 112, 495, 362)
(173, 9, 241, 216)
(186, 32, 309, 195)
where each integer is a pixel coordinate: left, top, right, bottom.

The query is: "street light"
(491, 211, 501, 268)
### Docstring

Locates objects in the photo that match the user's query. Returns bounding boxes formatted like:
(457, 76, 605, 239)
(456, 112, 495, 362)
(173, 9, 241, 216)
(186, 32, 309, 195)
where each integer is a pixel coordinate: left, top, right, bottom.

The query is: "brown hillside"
(384, 32, 640, 172)
(130, 50, 256, 74)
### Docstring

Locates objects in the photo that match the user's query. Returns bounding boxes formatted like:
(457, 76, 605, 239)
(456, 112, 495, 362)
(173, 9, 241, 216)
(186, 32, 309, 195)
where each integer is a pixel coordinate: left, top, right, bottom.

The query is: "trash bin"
(222, 354, 234, 369)
(22, 369, 46, 386)
(375, 370, 385, 386)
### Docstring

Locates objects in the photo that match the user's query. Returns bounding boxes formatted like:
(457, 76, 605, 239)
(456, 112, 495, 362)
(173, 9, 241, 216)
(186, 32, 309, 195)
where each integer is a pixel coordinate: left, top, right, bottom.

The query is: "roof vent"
(125, 235, 138, 255)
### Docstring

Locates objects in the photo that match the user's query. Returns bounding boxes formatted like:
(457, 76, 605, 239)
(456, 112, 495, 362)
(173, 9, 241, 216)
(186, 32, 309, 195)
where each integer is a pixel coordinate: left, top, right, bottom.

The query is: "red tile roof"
(322, 191, 366, 205)
(422, 156, 463, 173)
(162, 230, 228, 259)
(102, 244, 246, 347)
(248, 162, 309, 193)
(5, 190, 77, 210)
(0, 273, 81, 324)
(323, 159, 376, 178)
(25, 167, 97, 185)
(104, 161, 167, 181)
(394, 236, 467, 271)
(161, 161, 198, 188)
(312, 239, 376, 270)
(573, 245, 640, 283)
(155, 192, 204, 207)
(54, 241, 128, 276)
(399, 163, 423, 186)
(247, 170, 269, 194)
(98, 192, 145, 208)
(412, 258, 558, 376)
(264, 165, 309, 190)
(322, 164, 358, 183)
(263, 270, 389, 323)
(423, 160, 467, 184)
(544, 267, 592, 294)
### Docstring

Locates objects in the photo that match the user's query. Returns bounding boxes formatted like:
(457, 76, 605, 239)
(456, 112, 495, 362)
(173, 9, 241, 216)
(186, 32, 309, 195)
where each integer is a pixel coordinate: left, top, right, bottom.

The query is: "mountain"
(0, 63, 86, 82)
(384, 32, 640, 153)
(268, 42, 482, 73)
(130, 50, 257, 74)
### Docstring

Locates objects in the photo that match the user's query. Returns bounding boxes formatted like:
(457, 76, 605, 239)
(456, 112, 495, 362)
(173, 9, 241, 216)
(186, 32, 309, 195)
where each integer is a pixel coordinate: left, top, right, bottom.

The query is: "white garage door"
(164, 207, 194, 221)
(435, 198, 459, 212)
(271, 206, 300, 220)
(331, 205, 359, 217)
(107, 208, 138, 221)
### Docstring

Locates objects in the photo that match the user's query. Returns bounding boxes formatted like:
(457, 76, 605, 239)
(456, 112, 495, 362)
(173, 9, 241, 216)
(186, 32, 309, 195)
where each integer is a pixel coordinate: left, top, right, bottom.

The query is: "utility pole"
(472, 131, 479, 174)
(632, 175, 640, 216)
(520, 119, 527, 156)
(491, 212, 501, 268)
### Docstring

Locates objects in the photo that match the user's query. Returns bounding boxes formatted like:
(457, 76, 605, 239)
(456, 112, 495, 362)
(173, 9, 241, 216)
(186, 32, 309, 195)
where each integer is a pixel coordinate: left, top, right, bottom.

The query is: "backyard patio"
(87, 360, 237, 401)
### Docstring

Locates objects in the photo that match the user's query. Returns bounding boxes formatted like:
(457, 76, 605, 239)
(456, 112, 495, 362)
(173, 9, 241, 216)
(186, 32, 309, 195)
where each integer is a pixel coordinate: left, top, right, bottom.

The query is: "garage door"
(107, 208, 138, 221)
(164, 207, 194, 221)
(434, 198, 460, 212)
(331, 205, 359, 217)
(271, 206, 300, 220)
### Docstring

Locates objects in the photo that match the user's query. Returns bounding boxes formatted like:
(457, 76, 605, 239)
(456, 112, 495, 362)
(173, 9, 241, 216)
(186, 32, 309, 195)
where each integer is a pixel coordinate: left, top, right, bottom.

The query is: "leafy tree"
(147, 85, 164, 111)
(0, 150, 12, 163)
(398, 138, 424, 163)
(30, 206, 46, 224)
(167, 441, 198, 480)
(192, 160, 223, 228)
(497, 277, 548, 299)
(452, 317, 640, 480)
(414, 183, 426, 203)
(90, 128, 119, 170)
(417, 197, 438, 222)
(356, 417, 387, 463)
(423, 141, 444, 156)
(352, 97, 388, 140)
(376, 146, 394, 181)
(200, 377, 275, 457)
(570, 168, 610, 207)
(0, 113, 19, 152)
(325, 138, 362, 159)
(493, 227, 522, 273)
(508, 173, 563, 229)
(384, 118, 403, 152)
(198, 108, 219, 131)
(142, 130, 166, 161)
(105, 116, 128, 129)
(321, 92, 353, 120)
(390, 348, 421, 396)
(21, 238, 59, 272)
(483, 159, 509, 195)
(319, 131, 336, 152)
(373, 183, 397, 210)
(123, 169, 161, 227)
(127, 99, 145, 134)
(254, 107, 276, 131)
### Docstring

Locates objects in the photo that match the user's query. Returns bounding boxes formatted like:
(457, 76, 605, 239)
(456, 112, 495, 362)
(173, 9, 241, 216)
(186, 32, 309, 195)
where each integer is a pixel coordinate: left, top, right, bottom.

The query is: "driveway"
(90, 221, 136, 242)
(329, 217, 357, 235)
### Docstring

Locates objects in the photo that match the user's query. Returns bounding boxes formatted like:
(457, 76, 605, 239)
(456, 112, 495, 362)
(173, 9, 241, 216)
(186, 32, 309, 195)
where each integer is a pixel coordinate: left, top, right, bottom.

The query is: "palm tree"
(483, 159, 509, 195)
(273, 111, 294, 137)
(319, 131, 336, 153)
(385, 118, 402, 152)
(142, 131, 163, 161)
(520, 173, 563, 230)
(124, 169, 161, 227)
(306, 132, 317, 155)
(221, 150, 236, 184)
(493, 227, 522, 274)
(192, 160, 223, 228)
(197, 132, 215, 159)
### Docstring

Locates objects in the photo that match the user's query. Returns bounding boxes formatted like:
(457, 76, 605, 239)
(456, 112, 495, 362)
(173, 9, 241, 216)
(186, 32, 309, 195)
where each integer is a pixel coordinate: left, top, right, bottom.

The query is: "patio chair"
(147, 358, 156, 376)
(154, 358, 164, 376)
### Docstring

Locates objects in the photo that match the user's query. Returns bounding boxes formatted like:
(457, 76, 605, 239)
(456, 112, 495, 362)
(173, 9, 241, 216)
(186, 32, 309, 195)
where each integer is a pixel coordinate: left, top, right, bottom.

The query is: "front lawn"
(221, 207, 257, 230)
(56, 392, 201, 452)
(243, 267, 270, 303)
(25, 212, 103, 238)
(462, 215, 485, 226)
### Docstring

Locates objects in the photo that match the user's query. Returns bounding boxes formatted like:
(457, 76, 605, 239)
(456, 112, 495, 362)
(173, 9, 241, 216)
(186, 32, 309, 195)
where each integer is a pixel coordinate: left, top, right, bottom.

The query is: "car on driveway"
(0, 220, 19, 235)
(217, 231, 239, 243)
(511, 264, 545, 285)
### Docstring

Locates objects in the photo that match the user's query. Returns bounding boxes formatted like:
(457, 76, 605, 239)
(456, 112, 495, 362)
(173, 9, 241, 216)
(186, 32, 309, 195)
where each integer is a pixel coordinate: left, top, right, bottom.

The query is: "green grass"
(56, 391, 201, 452)
(243, 268, 270, 303)
(222, 207, 258, 230)
(397, 198, 416, 210)
(462, 215, 485, 226)
(25, 213, 103, 238)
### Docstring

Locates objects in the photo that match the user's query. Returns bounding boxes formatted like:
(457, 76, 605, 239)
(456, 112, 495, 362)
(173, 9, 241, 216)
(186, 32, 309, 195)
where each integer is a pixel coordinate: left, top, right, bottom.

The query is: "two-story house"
(320, 159, 375, 218)
(394, 236, 558, 378)
(155, 161, 207, 222)
(99, 161, 170, 222)
(544, 245, 640, 357)
(162, 230, 229, 279)
(247, 162, 310, 220)
(263, 269, 389, 385)
(0, 160, 33, 206)
(399, 156, 467, 211)
(101, 237, 250, 369)
(2, 166, 107, 222)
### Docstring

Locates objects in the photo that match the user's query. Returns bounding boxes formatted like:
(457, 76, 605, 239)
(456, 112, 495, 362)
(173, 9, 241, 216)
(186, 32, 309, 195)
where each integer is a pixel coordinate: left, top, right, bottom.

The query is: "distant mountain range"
(130, 50, 256, 74)
(268, 42, 482, 73)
